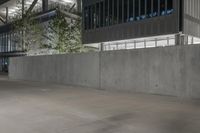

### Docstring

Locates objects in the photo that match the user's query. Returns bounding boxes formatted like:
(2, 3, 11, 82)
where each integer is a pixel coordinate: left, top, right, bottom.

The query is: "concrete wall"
(9, 45, 200, 98)
(9, 53, 100, 89)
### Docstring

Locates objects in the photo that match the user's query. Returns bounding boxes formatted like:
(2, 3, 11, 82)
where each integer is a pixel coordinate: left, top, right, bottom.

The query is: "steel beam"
(0, 15, 6, 24)
(6, 7, 8, 23)
(26, 0, 38, 16)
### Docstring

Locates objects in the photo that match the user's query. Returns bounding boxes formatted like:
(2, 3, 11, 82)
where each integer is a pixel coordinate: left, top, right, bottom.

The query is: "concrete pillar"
(42, 0, 48, 12)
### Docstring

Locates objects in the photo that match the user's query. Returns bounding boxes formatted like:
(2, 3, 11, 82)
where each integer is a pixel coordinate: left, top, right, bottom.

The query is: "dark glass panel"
(124, 0, 128, 22)
(153, 0, 158, 17)
(135, 0, 139, 20)
(118, 0, 123, 23)
(129, 0, 134, 21)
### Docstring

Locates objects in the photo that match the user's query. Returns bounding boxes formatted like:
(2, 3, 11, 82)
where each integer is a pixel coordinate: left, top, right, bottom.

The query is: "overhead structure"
(0, 0, 80, 73)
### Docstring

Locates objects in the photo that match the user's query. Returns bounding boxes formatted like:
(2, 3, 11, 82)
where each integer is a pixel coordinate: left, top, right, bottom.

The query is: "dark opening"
(109, 0, 113, 25)
(84, 7, 88, 30)
(135, 0, 139, 20)
(100, 1, 104, 27)
(160, 0, 166, 16)
(105, 0, 109, 26)
(129, 0, 134, 21)
(96, 3, 100, 28)
(114, 0, 118, 24)
(88, 6, 91, 29)
(147, 0, 152, 17)
(118, 0, 123, 23)
(153, 0, 158, 17)
(141, 0, 146, 19)
(124, 0, 128, 22)
(167, 0, 173, 14)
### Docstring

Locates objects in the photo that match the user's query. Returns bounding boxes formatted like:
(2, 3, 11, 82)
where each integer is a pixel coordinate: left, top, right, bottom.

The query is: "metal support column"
(6, 7, 8, 23)
(22, 0, 25, 18)
(42, 0, 48, 12)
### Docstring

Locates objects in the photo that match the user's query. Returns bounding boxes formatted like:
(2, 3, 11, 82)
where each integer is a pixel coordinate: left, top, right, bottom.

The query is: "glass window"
(160, 0, 166, 16)
(96, 3, 100, 28)
(88, 6, 91, 29)
(147, 0, 152, 17)
(153, 0, 158, 17)
(118, 0, 123, 23)
(100, 2, 104, 27)
(135, 0, 139, 20)
(113, 0, 118, 24)
(105, 0, 109, 26)
(140, 0, 146, 19)
(167, 0, 173, 14)
(91, 5, 95, 29)
(124, 0, 128, 22)
(129, 0, 134, 21)
(109, 0, 113, 25)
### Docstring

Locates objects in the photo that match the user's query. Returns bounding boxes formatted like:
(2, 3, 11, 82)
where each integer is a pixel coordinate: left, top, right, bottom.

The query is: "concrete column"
(42, 0, 48, 12)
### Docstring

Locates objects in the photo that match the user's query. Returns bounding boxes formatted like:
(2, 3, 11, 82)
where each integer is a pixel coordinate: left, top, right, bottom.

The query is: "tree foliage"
(12, 0, 86, 54)
(42, 12, 84, 53)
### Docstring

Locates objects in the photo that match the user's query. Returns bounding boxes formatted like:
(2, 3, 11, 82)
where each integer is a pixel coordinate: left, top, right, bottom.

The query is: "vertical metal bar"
(42, 0, 48, 12)
(133, 0, 135, 20)
(139, 0, 141, 17)
(151, 0, 153, 15)
(6, 7, 8, 23)
(145, 0, 147, 16)
(103, 0, 105, 27)
(122, 0, 124, 23)
(158, 0, 160, 16)
(108, 0, 109, 26)
(167, 37, 169, 46)
(155, 38, 158, 47)
(112, 0, 114, 24)
(22, 0, 24, 18)
(134, 40, 136, 49)
(127, 0, 129, 21)
(117, 0, 119, 23)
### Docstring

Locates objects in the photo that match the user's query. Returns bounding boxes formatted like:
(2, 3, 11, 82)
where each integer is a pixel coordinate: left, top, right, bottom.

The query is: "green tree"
(45, 12, 84, 53)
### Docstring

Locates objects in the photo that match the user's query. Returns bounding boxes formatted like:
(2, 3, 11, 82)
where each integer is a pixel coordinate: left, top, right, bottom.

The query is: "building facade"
(82, 0, 200, 49)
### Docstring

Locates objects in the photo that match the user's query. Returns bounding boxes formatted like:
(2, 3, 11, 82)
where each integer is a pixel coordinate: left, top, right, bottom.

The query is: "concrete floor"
(0, 75, 200, 133)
